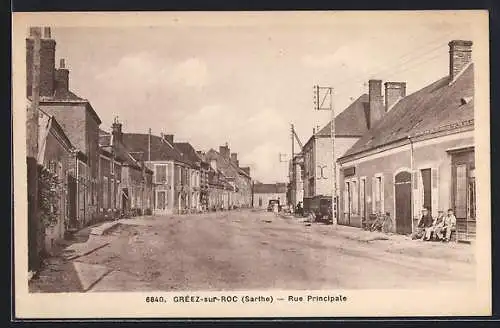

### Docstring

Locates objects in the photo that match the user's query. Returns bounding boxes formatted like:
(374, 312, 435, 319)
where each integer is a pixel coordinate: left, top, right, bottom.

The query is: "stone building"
(36, 108, 75, 253)
(123, 132, 194, 215)
(338, 40, 476, 242)
(302, 93, 374, 218)
(204, 144, 252, 209)
(27, 27, 102, 228)
(174, 142, 202, 212)
(252, 183, 288, 209)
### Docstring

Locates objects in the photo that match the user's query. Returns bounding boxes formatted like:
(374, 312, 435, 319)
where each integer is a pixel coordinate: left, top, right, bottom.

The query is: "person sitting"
(442, 208, 457, 242)
(381, 212, 393, 233)
(432, 210, 446, 240)
(412, 207, 433, 240)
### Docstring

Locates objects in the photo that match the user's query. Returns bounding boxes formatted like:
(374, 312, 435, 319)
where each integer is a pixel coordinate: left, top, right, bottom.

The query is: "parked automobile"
(267, 199, 280, 212)
(309, 195, 333, 224)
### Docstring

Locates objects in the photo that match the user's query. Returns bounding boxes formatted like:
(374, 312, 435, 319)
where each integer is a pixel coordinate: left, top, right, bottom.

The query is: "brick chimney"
(368, 79, 384, 129)
(230, 153, 239, 166)
(449, 40, 473, 81)
(241, 166, 251, 176)
(26, 27, 56, 97)
(55, 58, 69, 96)
(384, 82, 406, 112)
(164, 134, 174, 144)
(219, 145, 230, 159)
(111, 119, 123, 145)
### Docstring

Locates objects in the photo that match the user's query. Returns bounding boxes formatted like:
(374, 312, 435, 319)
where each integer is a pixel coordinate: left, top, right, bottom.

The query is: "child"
(443, 208, 457, 242)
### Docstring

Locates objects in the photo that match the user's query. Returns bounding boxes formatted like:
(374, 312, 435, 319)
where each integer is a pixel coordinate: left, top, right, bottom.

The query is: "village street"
(29, 209, 476, 292)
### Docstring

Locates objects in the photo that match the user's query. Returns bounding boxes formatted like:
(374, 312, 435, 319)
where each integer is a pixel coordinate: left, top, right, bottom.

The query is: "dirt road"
(69, 209, 474, 292)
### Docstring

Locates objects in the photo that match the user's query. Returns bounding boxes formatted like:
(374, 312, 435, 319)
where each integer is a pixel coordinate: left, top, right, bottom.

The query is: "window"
(114, 180, 119, 209)
(421, 168, 432, 213)
(155, 164, 168, 184)
(110, 179, 114, 209)
(360, 178, 366, 218)
(344, 182, 350, 213)
(103, 177, 109, 209)
(469, 168, 476, 220)
(374, 175, 383, 213)
(352, 180, 358, 214)
(455, 164, 467, 219)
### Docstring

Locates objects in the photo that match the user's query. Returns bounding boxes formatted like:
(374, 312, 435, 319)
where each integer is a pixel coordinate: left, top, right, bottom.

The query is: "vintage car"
(267, 199, 280, 212)
(308, 195, 333, 224)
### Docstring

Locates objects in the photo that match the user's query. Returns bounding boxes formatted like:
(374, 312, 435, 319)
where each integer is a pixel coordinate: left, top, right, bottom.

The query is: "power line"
(332, 30, 457, 88)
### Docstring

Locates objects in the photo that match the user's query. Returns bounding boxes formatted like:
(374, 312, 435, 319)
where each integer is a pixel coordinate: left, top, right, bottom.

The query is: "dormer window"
(461, 96, 473, 105)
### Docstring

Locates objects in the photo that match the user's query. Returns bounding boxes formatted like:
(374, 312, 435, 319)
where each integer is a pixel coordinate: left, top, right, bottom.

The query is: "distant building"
(98, 121, 154, 217)
(174, 142, 203, 212)
(288, 153, 304, 208)
(204, 144, 252, 209)
(123, 132, 193, 214)
(302, 92, 374, 219)
(338, 40, 476, 242)
(252, 183, 287, 209)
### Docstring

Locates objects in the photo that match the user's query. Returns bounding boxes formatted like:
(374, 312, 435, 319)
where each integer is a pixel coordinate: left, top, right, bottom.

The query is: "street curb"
(90, 221, 120, 236)
(66, 242, 110, 261)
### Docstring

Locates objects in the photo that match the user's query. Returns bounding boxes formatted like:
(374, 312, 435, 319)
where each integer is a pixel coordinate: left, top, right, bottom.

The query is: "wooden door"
(67, 174, 77, 229)
(395, 171, 412, 234)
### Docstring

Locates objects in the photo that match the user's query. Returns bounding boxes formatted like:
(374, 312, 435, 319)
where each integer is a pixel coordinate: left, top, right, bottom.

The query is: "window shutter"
(431, 167, 439, 218)
(371, 177, 376, 214)
(412, 171, 419, 219)
(380, 175, 385, 213)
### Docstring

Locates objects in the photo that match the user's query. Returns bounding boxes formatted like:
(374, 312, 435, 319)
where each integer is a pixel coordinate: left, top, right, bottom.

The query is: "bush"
(38, 164, 61, 228)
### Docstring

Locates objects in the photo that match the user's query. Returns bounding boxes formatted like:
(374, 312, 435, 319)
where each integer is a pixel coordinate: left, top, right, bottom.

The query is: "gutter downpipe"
(407, 135, 415, 234)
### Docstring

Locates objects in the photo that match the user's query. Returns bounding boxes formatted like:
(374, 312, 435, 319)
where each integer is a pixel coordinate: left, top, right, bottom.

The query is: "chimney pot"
(368, 79, 384, 129)
(164, 134, 174, 144)
(449, 40, 473, 81)
(29, 27, 41, 37)
(384, 82, 406, 112)
(60, 58, 65, 68)
(111, 121, 123, 145)
(43, 27, 51, 39)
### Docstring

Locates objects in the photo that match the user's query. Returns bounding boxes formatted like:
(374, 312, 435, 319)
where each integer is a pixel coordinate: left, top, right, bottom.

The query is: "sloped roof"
(205, 149, 240, 178)
(174, 142, 202, 167)
(98, 129, 149, 172)
(37, 111, 74, 164)
(316, 93, 370, 138)
(342, 64, 474, 159)
(122, 133, 191, 165)
(37, 92, 102, 125)
(253, 183, 287, 194)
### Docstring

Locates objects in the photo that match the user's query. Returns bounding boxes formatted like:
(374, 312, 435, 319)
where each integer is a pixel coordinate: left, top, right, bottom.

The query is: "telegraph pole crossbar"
(313, 85, 337, 224)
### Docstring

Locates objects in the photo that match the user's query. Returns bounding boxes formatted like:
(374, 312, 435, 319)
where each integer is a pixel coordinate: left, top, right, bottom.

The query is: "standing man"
(443, 208, 457, 242)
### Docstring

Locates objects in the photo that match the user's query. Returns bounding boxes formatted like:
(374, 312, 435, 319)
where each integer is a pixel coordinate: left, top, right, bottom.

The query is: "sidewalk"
(29, 220, 122, 293)
(279, 212, 474, 264)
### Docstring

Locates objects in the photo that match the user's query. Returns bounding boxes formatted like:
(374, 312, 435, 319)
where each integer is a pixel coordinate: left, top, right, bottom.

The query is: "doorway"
(360, 178, 366, 226)
(395, 171, 412, 234)
(421, 168, 432, 213)
(67, 174, 77, 229)
(155, 190, 167, 215)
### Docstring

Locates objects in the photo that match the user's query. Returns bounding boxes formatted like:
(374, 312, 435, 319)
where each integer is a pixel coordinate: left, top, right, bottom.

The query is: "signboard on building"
(343, 166, 356, 177)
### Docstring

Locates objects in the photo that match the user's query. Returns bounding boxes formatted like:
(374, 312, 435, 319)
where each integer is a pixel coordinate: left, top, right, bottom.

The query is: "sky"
(47, 12, 477, 183)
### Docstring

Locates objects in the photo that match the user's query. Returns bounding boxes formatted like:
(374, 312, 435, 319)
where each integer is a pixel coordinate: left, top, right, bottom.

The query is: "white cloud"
(302, 54, 339, 68)
(170, 57, 209, 88)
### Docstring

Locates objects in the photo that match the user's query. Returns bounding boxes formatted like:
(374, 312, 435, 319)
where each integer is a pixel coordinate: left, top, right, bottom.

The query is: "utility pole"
(27, 27, 41, 270)
(313, 85, 337, 225)
(148, 128, 151, 162)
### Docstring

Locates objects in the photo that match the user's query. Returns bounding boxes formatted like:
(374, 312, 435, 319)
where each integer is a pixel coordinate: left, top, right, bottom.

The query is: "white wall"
(253, 192, 287, 208)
